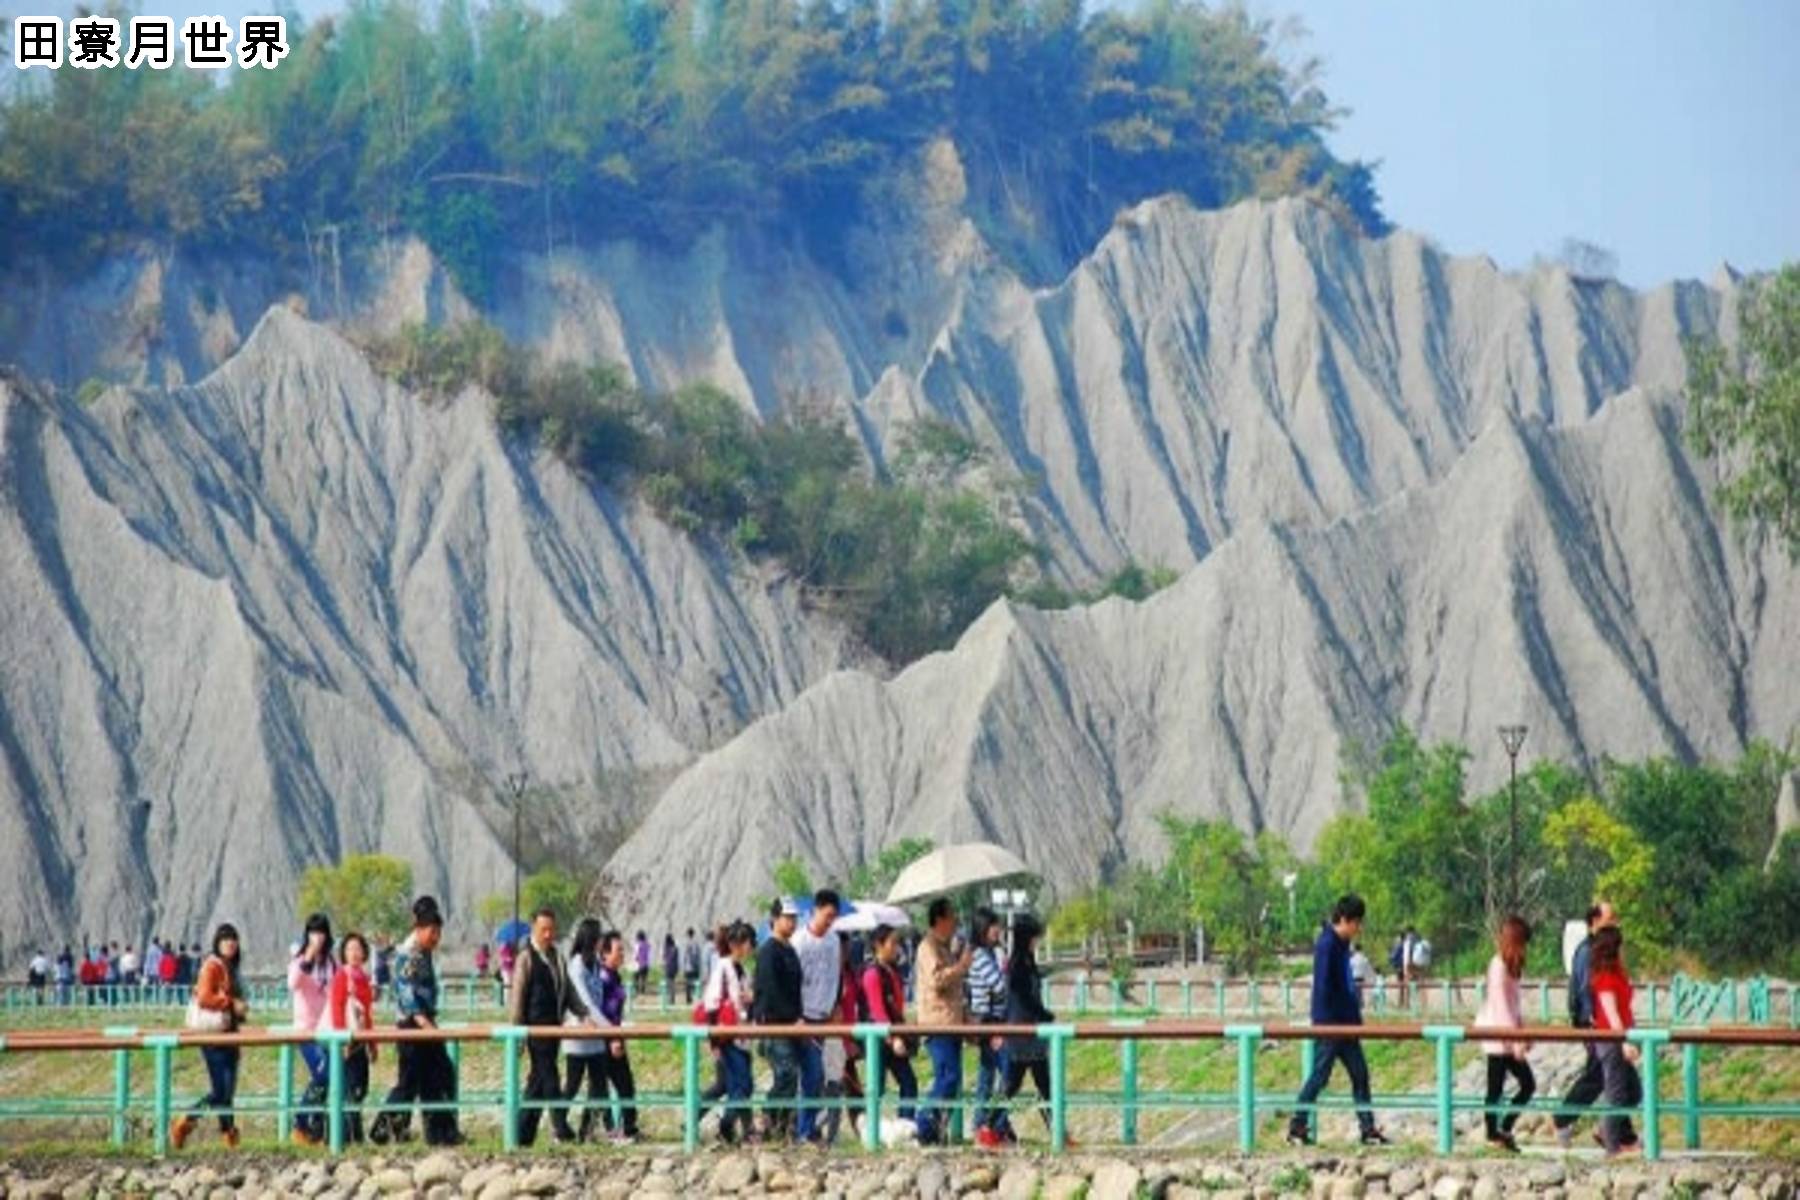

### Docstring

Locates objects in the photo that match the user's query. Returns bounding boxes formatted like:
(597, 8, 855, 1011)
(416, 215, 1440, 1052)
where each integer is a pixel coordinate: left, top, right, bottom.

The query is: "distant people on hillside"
(661, 934, 680, 1003)
(171, 923, 249, 1151)
(1289, 895, 1389, 1147)
(1389, 925, 1429, 1007)
(473, 941, 490, 987)
(1554, 902, 1637, 1150)
(54, 946, 74, 1005)
(633, 931, 652, 997)
(26, 948, 49, 1005)
(1475, 916, 1536, 1152)
(682, 928, 704, 1004)
(158, 941, 178, 993)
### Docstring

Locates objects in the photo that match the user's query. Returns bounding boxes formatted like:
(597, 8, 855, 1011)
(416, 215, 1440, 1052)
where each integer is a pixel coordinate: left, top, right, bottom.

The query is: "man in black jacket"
(510, 908, 589, 1145)
(754, 898, 804, 1139)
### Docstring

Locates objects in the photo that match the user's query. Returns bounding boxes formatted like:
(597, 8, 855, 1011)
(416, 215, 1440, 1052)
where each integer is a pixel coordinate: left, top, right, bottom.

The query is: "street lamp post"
(1497, 725, 1528, 914)
(505, 771, 530, 933)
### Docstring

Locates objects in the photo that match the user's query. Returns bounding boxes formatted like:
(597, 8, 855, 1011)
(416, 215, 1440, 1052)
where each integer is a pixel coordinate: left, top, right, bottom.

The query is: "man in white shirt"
(28, 950, 51, 1004)
(789, 889, 843, 1144)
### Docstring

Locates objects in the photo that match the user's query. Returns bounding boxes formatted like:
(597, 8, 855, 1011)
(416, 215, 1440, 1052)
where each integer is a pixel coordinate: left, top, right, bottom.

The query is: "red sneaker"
(975, 1127, 1003, 1150)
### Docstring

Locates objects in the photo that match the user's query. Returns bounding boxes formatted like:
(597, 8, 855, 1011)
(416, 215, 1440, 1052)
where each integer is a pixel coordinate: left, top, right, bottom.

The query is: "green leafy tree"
(847, 838, 935, 899)
(296, 854, 414, 940)
(1542, 796, 1664, 955)
(1160, 815, 1288, 973)
(1687, 263, 1800, 557)
(772, 857, 815, 903)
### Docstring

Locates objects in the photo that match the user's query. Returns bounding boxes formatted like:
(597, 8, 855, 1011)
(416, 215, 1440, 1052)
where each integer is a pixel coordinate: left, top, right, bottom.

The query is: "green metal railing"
(1, 1019, 1795, 1159)
(11, 974, 1794, 1030)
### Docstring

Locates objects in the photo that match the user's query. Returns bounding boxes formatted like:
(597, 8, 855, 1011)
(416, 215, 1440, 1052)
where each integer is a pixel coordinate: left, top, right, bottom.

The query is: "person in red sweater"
(1588, 925, 1641, 1157)
(329, 932, 379, 1145)
(860, 926, 918, 1125)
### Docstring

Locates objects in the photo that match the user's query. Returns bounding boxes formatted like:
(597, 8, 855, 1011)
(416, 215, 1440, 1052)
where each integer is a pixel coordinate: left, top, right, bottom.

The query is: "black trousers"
(518, 1040, 573, 1145)
(341, 1047, 370, 1144)
(382, 1038, 460, 1144)
(1483, 1053, 1536, 1137)
(1554, 1042, 1637, 1142)
(565, 1048, 638, 1138)
(1002, 1058, 1052, 1129)
(1290, 1037, 1375, 1136)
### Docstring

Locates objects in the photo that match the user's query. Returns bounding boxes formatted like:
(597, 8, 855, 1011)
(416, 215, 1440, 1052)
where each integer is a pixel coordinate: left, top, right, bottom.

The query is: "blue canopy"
(494, 919, 530, 948)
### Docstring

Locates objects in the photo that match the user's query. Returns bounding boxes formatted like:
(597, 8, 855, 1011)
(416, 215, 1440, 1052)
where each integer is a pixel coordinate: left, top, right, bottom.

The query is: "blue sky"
(1248, 0, 1800, 286)
(12, 0, 1798, 287)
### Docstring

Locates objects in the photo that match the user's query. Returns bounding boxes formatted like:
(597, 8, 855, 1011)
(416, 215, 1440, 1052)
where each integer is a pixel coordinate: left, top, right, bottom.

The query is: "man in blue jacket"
(1288, 894, 1389, 1146)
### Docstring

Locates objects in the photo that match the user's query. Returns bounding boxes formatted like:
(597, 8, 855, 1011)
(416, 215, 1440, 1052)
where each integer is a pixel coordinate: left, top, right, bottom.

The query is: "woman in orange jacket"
(171, 923, 250, 1150)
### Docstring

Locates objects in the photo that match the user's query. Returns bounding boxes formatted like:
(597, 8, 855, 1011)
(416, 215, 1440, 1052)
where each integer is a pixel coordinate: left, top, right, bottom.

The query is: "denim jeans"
(974, 1031, 1012, 1133)
(296, 1042, 330, 1138)
(764, 1038, 801, 1138)
(1290, 1037, 1374, 1137)
(920, 1035, 963, 1142)
(795, 1037, 824, 1140)
(195, 1045, 240, 1132)
(720, 1045, 755, 1141)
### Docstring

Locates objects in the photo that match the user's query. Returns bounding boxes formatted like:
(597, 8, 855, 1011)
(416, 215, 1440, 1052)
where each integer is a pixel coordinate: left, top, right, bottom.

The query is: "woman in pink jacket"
(287, 912, 337, 1146)
(1474, 915, 1536, 1151)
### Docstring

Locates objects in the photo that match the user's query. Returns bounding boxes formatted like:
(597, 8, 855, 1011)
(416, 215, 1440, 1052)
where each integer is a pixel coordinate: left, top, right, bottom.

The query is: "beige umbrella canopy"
(886, 842, 1032, 905)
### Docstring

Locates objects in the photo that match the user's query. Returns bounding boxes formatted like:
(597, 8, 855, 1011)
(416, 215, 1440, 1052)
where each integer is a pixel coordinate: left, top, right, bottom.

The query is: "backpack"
(1412, 939, 1433, 969)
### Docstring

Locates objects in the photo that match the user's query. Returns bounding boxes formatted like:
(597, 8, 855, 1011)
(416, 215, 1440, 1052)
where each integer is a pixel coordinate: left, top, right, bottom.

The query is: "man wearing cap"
(754, 897, 805, 1140)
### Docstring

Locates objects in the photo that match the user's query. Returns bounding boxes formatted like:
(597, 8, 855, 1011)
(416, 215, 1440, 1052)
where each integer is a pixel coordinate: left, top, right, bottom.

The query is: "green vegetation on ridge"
(365, 320, 1175, 662)
(0, 0, 1386, 292)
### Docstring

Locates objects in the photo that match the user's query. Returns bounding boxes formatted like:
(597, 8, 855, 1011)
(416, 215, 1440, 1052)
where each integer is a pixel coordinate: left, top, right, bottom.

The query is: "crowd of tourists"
(30, 886, 1649, 1157)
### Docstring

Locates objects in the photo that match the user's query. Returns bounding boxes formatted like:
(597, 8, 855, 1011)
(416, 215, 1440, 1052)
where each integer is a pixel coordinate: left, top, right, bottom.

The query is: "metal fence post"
(672, 1025, 706, 1153)
(1182, 980, 1193, 1018)
(1249, 979, 1260, 1017)
(1681, 1041, 1701, 1150)
(309, 1028, 349, 1153)
(494, 1026, 526, 1151)
(1421, 1025, 1465, 1155)
(856, 1024, 888, 1152)
(1043, 1023, 1074, 1152)
(1224, 1024, 1261, 1152)
(275, 1031, 295, 1139)
(1281, 980, 1293, 1020)
(103, 1025, 137, 1148)
(148, 1034, 177, 1156)
(1215, 979, 1226, 1019)
(1540, 980, 1551, 1024)
(1629, 1028, 1669, 1160)
(1113, 1019, 1143, 1146)
(1647, 982, 1660, 1025)
(1298, 1028, 1316, 1140)
(1146, 979, 1158, 1012)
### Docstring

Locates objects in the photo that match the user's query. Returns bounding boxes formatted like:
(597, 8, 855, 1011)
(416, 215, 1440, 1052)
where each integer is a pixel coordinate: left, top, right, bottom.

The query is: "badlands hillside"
(1, 194, 1792, 955)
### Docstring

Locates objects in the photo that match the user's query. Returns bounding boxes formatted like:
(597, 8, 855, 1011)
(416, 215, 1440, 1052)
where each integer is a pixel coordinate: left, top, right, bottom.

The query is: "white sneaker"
(1554, 1126, 1574, 1150)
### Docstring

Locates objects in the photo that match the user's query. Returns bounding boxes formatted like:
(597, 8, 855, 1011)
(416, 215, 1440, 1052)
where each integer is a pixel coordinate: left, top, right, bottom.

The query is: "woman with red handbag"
(705, 922, 758, 1144)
